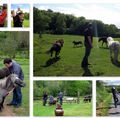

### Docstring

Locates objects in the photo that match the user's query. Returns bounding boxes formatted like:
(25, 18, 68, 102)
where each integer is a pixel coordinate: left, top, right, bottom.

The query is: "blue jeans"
(11, 87, 22, 105)
(81, 45, 92, 67)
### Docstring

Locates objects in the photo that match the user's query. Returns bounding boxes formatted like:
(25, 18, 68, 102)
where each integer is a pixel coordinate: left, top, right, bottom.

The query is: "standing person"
(11, 12, 24, 27)
(58, 91, 63, 105)
(16, 8, 23, 15)
(3, 58, 24, 108)
(0, 4, 7, 27)
(43, 92, 48, 106)
(111, 87, 119, 108)
(81, 22, 93, 68)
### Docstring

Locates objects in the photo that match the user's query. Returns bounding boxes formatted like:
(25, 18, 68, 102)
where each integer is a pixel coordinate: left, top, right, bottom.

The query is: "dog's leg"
(114, 50, 119, 63)
(102, 41, 104, 46)
(55, 51, 57, 58)
(110, 49, 113, 60)
(0, 105, 2, 112)
(51, 50, 53, 57)
(1, 96, 5, 109)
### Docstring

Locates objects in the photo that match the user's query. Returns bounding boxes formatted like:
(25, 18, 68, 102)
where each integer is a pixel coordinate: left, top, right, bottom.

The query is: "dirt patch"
(0, 104, 16, 116)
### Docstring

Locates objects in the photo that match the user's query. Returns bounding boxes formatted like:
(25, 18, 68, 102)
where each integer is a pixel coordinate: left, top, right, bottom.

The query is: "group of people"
(43, 91, 63, 106)
(11, 7, 24, 27)
(2, 58, 24, 108)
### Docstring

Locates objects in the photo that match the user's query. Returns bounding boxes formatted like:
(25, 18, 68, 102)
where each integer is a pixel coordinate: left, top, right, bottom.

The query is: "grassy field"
(96, 93, 112, 116)
(11, 19, 29, 27)
(34, 34, 120, 76)
(0, 58, 29, 116)
(34, 100, 92, 116)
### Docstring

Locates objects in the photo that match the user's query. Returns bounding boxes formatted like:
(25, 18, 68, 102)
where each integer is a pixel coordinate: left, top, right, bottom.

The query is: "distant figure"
(58, 91, 63, 105)
(0, 4, 7, 27)
(81, 22, 93, 68)
(49, 95, 54, 104)
(43, 92, 48, 106)
(111, 87, 119, 108)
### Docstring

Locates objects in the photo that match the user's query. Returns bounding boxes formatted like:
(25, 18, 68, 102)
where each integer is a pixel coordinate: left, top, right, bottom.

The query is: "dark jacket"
(84, 28, 93, 47)
(13, 15, 23, 27)
(9, 60, 24, 80)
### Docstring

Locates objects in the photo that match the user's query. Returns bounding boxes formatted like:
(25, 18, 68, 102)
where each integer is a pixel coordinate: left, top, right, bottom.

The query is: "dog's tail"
(46, 47, 53, 54)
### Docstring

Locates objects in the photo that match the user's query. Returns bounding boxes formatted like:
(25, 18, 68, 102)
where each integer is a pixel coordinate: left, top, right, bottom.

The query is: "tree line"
(34, 81, 92, 100)
(0, 32, 29, 58)
(34, 7, 120, 37)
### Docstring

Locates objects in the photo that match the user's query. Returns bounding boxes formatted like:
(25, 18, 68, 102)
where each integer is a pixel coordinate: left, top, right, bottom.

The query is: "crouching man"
(3, 58, 24, 108)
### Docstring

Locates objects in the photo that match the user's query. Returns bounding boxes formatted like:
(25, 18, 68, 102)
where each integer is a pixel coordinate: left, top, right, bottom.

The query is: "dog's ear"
(5, 76, 11, 89)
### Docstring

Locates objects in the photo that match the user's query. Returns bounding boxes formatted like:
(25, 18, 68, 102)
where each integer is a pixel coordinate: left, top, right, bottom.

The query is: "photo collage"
(0, 0, 120, 120)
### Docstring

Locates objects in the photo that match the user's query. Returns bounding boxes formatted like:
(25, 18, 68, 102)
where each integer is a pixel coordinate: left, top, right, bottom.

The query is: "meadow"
(34, 34, 120, 76)
(34, 100, 92, 116)
(11, 19, 29, 27)
(0, 58, 29, 116)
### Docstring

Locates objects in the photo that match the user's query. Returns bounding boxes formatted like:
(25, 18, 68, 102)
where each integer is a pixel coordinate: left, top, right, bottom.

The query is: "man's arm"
(88, 36, 92, 48)
(0, 11, 7, 24)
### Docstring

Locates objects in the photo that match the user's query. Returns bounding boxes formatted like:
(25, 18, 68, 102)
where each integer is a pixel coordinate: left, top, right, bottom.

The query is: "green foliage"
(96, 81, 112, 116)
(34, 81, 92, 100)
(0, 31, 29, 58)
(11, 19, 29, 27)
(34, 7, 50, 33)
(34, 8, 120, 37)
(24, 12, 29, 20)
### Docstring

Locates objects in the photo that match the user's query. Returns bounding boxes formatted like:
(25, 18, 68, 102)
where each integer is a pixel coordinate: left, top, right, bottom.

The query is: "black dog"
(83, 95, 92, 103)
(98, 37, 107, 47)
(47, 39, 64, 58)
(72, 41, 83, 47)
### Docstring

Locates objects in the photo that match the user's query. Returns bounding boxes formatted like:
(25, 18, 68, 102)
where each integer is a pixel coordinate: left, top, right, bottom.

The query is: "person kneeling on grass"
(3, 58, 24, 108)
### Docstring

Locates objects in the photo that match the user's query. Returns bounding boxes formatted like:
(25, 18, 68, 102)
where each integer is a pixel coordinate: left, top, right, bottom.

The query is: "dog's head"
(6, 74, 25, 88)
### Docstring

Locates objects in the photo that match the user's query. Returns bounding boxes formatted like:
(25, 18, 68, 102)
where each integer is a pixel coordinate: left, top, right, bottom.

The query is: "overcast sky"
(11, 4, 30, 13)
(34, 3, 120, 28)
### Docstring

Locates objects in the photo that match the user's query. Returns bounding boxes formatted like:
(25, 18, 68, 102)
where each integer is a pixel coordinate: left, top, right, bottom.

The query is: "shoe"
(14, 104, 21, 108)
(81, 64, 88, 68)
(7, 103, 15, 106)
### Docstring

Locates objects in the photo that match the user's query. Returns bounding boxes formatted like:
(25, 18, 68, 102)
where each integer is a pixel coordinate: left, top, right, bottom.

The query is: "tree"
(55, 13, 66, 34)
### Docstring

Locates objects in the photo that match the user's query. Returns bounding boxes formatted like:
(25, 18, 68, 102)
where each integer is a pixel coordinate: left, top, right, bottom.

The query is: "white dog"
(107, 37, 120, 63)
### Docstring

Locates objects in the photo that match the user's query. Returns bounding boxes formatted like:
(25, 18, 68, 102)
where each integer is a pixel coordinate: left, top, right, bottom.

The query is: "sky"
(103, 80, 120, 86)
(34, 3, 120, 28)
(11, 4, 30, 13)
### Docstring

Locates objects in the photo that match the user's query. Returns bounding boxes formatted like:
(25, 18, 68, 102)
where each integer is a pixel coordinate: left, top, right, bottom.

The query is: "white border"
(0, 0, 120, 120)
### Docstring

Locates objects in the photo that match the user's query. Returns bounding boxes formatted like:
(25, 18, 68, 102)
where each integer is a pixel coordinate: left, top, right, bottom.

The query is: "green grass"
(34, 100, 92, 116)
(96, 93, 112, 116)
(11, 19, 29, 27)
(0, 58, 29, 116)
(34, 34, 120, 76)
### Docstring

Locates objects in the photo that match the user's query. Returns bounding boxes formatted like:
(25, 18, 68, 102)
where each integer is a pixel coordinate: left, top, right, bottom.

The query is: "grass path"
(34, 100, 92, 116)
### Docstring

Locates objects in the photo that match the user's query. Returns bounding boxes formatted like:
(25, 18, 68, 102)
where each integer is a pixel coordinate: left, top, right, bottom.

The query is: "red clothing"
(0, 10, 7, 26)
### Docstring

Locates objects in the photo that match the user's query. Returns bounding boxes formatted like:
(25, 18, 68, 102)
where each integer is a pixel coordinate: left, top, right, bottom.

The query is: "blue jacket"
(9, 60, 24, 80)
